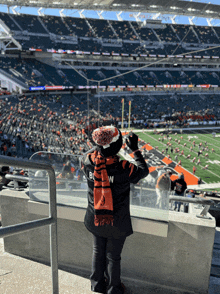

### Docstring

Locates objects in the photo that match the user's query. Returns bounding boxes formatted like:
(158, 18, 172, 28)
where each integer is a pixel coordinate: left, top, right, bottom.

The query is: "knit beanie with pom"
(92, 126, 122, 158)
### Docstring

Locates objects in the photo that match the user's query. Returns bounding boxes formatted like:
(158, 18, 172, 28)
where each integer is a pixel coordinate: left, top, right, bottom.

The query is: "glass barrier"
(29, 151, 169, 222)
(29, 152, 87, 208)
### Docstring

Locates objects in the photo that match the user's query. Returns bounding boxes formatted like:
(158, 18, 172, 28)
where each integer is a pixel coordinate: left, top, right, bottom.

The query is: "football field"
(134, 128, 220, 185)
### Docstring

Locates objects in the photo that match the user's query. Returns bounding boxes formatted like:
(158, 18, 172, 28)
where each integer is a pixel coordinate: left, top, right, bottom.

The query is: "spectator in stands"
(82, 128, 149, 294)
(155, 170, 173, 210)
(60, 160, 74, 179)
(0, 166, 11, 190)
(184, 190, 195, 213)
(173, 173, 187, 212)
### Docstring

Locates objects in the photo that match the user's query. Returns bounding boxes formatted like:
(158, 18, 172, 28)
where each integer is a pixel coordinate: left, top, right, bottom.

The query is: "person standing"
(193, 166, 197, 175)
(198, 177, 202, 185)
(155, 170, 173, 210)
(184, 190, 195, 213)
(82, 126, 149, 294)
(173, 173, 187, 212)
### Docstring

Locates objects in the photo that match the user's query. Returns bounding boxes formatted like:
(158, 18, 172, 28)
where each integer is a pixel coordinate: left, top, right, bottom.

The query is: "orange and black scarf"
(90, 150, 119, 226)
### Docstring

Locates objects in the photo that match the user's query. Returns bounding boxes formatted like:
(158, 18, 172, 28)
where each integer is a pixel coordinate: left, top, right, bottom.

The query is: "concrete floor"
(1, 230, 220, 294)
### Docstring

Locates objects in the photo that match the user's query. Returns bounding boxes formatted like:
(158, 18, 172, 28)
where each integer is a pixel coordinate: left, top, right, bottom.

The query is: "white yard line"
(190, 130, 220, 153)
(175, 132, 220, 161)
(141, 131, 220, 180)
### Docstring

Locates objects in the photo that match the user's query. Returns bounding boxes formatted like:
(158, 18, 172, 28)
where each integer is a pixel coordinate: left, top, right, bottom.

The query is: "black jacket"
(172, 178, 187, 195)
(82, 150, 149, 239)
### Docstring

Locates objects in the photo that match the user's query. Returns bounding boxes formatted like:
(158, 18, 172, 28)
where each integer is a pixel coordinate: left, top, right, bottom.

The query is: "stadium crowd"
(0, 12, 220, 205)
(0, 94, 99, 158)
(0, 91, 219, 160)
(2, 12, 220, 57)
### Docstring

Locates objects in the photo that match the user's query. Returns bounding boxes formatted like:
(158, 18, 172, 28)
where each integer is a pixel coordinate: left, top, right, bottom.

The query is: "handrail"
(169, 195, 215, 219)
(169, 196, 214, 205)
(5, 174, 29, 182)
(3, 169, 217, 221)
(5, 174, 84, 184)
(0, 155, 59, 294)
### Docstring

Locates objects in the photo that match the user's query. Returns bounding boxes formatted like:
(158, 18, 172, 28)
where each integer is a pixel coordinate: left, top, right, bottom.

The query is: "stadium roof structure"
(1, 0, 220, 20)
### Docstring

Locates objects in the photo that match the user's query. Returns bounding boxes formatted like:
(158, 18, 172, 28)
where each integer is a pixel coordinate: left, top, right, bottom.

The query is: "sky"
(0, 0, 220, 26)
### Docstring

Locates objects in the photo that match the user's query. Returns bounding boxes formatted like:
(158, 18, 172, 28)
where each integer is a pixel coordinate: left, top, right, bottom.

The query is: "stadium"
(0, 0, 220, 188)
(0, 0, 220, 293)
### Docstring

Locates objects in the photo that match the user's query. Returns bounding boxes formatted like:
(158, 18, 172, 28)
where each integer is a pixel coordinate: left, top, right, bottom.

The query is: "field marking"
(141, 131, 203, 174)
(152, 131, 220, 168)
(140, 131, 220, 181)
(174, 132, 220, 161)
(190, 130, 220, 153)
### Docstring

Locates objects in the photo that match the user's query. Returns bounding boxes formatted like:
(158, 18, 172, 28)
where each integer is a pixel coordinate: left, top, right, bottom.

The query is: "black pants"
(91, 234, 126, 294)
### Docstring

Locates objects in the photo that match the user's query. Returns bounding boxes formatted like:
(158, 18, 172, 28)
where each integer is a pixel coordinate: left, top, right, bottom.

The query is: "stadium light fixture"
(113, 4, 121, 6)
(150, 5, 157, 8)
(170, 7, 177, 10)
(188, 8, 196, 11)
(206, 10, 214, 14)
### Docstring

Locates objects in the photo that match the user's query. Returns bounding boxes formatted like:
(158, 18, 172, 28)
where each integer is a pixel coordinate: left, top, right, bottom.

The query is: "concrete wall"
(0, 190, 216, 294)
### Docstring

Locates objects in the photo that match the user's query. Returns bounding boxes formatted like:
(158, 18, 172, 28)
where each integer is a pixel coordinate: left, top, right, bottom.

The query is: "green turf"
(135, 130, 220, 184)
(203, 188, 220, 192)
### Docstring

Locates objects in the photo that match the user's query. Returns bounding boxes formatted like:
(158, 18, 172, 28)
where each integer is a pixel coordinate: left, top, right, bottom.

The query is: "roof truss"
(1, 0, 220, 19)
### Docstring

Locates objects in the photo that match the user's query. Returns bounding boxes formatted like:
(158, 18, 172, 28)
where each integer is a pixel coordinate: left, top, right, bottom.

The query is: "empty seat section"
(173, 24, 198, 43)
(154, 25, 179, 42)
(63, 17, 90, 37)
(193, 26, 219, 44)
(41, 15, 71, 35)
(87, 18, 115, 39)
(110, 20, 136, 40)
(131, 22, 158, 42)
(12, 14, 47, 34)
(0, 12, 21, 31)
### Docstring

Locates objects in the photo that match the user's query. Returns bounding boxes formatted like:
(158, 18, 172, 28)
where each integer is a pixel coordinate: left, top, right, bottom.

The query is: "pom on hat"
(92, 126, 120, 149)
(92, 126, 122, 157)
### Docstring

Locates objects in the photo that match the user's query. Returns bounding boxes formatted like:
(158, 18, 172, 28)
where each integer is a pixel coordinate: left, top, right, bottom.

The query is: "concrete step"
(0, 238, 97, 294)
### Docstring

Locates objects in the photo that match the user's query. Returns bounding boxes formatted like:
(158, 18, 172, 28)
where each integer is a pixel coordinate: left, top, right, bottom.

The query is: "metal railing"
(0, 155, 59, 294)
(3, 172, 217, 220)
(169, 195, 215, 219)
(5, 173, 29, 183)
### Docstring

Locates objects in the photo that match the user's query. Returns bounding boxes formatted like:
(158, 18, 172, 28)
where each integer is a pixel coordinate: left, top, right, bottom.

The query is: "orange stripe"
(142, 144, 153, 151)
(162, 157, 173, 165)
(173, 165, 198, 185)
(122, 160, 127, 169)
(149, 166, 156, 173)
(129, 165, 134, 176)
(170, 175, 178, 181)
